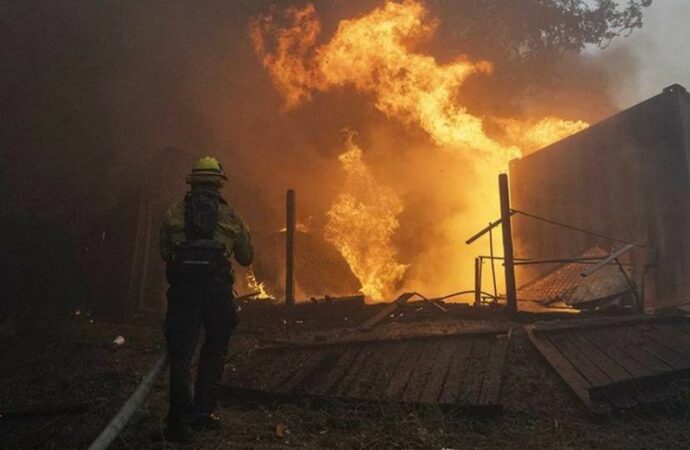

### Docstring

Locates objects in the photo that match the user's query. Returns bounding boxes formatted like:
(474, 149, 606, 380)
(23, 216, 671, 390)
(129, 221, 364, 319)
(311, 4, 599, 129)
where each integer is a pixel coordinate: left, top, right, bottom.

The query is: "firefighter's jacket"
(159, 199, 253, 267)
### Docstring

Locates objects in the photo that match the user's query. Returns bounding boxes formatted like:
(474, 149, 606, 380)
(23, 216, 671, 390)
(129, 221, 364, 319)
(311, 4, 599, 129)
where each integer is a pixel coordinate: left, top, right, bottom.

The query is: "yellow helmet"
(186, 156, 228, 186)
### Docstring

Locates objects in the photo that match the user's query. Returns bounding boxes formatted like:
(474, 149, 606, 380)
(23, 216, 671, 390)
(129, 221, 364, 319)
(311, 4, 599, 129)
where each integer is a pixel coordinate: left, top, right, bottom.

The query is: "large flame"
(251, 0, 588, 299)
(500, 117, 589, 155)
(325, 132, 408, 299)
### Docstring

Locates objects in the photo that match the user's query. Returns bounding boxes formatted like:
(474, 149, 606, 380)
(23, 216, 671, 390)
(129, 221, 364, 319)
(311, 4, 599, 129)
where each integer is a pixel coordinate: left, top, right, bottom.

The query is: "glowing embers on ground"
(325, 133, 408, 300)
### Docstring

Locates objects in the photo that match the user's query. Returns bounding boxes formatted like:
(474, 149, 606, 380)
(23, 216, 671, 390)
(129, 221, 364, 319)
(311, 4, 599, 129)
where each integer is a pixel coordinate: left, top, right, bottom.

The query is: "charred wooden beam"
(499, 174, 517, 315)
(465, 211, 517, 245)
(359, 292, 415, 330)
(285, 189, 296, 306)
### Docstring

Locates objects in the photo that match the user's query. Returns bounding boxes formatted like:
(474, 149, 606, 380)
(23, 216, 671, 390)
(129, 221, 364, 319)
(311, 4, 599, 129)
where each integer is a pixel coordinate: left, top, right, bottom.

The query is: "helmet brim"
(185, 173, 226, 186)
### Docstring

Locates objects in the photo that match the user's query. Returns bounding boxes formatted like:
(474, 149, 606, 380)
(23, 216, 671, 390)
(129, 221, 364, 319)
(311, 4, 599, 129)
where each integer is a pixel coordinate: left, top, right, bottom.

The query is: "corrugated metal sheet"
(518, 247, 630, 308)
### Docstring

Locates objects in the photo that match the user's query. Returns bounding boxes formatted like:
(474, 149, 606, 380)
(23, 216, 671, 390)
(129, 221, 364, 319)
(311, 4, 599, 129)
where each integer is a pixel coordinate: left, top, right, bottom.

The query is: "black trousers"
(164, 280, 238, 424)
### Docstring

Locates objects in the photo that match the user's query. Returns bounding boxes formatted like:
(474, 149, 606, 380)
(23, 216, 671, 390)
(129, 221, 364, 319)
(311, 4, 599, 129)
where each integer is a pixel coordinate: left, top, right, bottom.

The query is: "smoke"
(602, 0, 690, 107)
(0, 0, 645, 300)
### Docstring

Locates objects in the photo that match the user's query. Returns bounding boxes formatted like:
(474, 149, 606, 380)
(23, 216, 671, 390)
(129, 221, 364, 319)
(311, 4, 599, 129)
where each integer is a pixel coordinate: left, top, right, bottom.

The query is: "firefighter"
(158, 156, 253, 442)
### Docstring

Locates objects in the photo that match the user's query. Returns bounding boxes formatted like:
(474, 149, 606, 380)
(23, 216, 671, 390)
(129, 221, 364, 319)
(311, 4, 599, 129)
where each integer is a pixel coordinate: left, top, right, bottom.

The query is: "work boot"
(190, 412, 222, 431)
(151, 424, 193, 443)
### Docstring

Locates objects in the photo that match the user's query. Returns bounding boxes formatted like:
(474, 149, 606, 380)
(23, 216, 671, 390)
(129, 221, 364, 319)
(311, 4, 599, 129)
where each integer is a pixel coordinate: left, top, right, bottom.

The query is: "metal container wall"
(510, 85, 690, 311)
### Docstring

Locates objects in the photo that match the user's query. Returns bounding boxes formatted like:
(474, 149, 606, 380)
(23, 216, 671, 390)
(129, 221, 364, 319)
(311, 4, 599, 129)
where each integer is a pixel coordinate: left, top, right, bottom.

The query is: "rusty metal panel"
(517, 247, 630, 308)
(510, 85, 690, 311)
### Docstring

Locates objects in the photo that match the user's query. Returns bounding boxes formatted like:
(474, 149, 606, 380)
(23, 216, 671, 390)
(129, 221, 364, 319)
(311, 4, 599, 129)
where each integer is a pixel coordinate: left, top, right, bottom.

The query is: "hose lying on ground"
(87, 350, 169, 450)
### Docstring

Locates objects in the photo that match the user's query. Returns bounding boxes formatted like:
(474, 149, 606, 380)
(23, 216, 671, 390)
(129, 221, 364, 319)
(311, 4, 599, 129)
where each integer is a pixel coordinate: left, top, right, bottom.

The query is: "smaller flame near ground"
(246, 268, 275, 299)
(324, 132, 408, 300)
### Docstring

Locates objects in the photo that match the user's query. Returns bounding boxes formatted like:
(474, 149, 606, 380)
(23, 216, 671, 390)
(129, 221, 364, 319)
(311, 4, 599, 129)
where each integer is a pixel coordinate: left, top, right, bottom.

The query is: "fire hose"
(87, 349, 169, 450)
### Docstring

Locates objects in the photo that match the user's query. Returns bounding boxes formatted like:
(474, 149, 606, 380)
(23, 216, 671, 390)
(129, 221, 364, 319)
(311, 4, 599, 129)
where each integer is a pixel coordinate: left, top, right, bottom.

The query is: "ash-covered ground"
(3, 304, 690, 450)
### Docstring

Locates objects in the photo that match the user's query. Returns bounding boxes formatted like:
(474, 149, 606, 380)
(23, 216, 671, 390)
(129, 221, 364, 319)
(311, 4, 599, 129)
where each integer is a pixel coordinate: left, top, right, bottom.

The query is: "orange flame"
(324, 132, 408, 300)
(246, 269, 275, 300)
(500, 117, 589, 155)
(252, 0, 588, 299)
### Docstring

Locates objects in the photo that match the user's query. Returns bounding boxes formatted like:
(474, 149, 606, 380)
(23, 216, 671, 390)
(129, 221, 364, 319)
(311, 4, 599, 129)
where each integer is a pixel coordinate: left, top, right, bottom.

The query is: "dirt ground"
(2, 303, 690, 450)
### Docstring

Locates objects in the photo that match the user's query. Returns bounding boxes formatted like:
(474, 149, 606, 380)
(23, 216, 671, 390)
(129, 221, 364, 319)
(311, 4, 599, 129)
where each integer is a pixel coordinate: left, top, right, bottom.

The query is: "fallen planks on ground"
(223, 327, 510, 415)
(526, 314, 690, 414)
(358, 292, 415, 330)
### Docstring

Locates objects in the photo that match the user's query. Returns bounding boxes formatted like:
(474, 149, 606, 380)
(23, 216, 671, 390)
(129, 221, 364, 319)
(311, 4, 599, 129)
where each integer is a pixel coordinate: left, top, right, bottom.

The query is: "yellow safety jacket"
(159, 199, 253, 267)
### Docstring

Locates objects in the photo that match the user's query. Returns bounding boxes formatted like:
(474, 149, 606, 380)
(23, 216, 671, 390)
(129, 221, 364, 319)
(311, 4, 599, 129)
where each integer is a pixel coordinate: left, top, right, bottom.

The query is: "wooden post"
(474, 257, 481, 307)
(499, 174, 517, 315)
(285, 189, 296, 305)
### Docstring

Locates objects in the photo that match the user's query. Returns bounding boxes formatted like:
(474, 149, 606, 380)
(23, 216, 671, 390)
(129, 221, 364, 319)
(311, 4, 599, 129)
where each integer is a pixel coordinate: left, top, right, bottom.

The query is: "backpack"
(184, 188, 220, 239)
(167, 189, 232, 283)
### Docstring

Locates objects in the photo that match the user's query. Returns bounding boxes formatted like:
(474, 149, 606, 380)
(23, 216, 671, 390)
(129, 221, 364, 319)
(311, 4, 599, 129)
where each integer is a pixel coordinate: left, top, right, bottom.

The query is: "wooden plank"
(564, 331, 637, 409)
(579, 327, 665, 407)
(382, 341, 426, 400)
(260, 349, 315, 391)
(218, 384, 500, 416)
(576, 326, 674, 407)
(583, 329, 650, 377)
(458, 338, 493, 404)
(225, 353, 275, 387)
(333, 344, 379, 397)
(255, 326, 509, 351)
(531, 315, 689, 334)
(644, 323, 690, 359)
(587, 328, 658, 377)
(359, 292, 415, 330)
(309, 346, 363, 396)
(476, 338, 510, 406)
(364, 342, 410, 399)
(439, 337, 474, 404)
(525, 326, 608, 414)
(672, 321, 690, 337)
(346, 342, 401, 399)
(660, 322, 690, 345)
(499, 173, 518, 315)
(549, 332, 611, 387)
(276, 349, 339, 394)
(613, 326, 673, 374)
(565, 331, 630, 382)
(589, 367, 690, 403)
(630, 325, 690, 370)
(419, 339, 458, 404)
(229, 352, 290, 390)
(401, 339, 445, 403)
(285, 189, 295, 305)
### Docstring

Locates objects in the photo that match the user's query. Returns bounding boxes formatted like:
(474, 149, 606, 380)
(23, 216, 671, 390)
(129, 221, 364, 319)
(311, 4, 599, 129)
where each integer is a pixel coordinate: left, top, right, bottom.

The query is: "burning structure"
(69, 0, 605, 318)
(1, 0, 659, 321)
(12, 1, 690, 448)
(511, 84, 690, 313)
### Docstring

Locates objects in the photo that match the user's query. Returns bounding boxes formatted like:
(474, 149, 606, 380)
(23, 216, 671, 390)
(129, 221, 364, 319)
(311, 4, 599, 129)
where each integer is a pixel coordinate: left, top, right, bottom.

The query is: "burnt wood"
(223, 330, 509, 414)
(526, 315, 690, 414)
